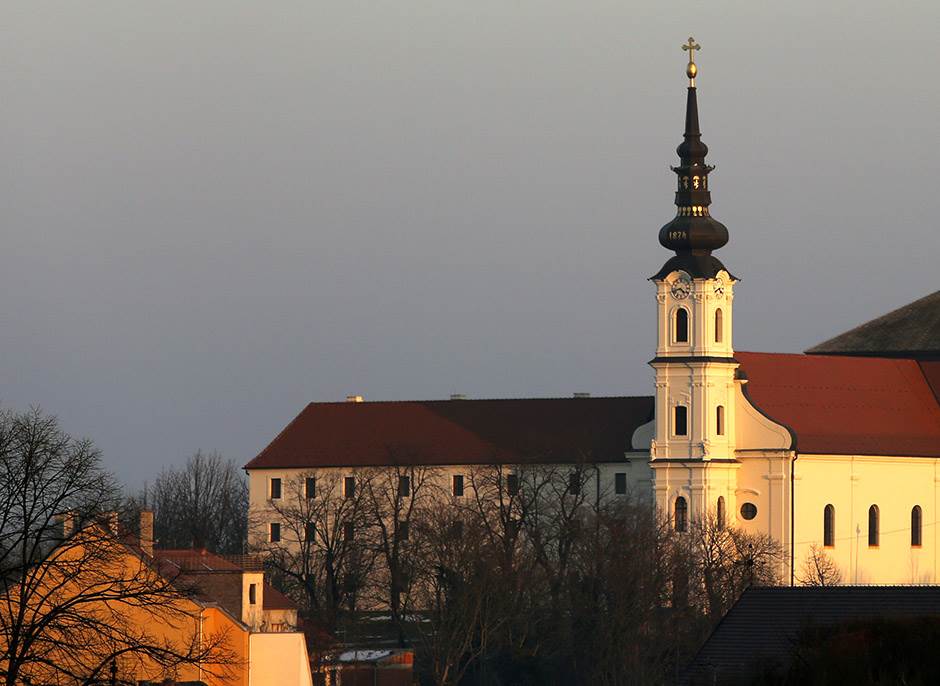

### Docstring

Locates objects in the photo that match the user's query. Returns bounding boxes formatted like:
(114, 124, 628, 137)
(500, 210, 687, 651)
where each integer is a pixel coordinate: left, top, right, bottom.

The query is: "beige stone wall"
(248, 460, 653, 550)
(793, 455, 940, 585)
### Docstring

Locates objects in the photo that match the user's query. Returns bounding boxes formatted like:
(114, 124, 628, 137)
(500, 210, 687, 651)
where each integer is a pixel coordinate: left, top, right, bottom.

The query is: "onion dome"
(652, 38, 733, 281)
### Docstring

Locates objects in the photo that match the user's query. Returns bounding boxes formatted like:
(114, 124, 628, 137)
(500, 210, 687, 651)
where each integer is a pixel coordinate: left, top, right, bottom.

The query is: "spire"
(653, 38, 731, 281)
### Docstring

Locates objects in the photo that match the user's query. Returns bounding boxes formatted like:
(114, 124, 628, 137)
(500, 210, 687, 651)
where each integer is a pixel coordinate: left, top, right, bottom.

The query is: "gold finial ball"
(686, 62, 697, 80)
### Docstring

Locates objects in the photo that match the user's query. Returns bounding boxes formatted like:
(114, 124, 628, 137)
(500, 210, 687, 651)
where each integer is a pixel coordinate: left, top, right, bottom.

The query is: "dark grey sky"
(2, 2, 937, 486)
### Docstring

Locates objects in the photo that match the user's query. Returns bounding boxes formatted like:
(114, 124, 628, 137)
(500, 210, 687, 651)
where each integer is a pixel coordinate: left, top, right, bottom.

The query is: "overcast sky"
(1, 1, 937, 486)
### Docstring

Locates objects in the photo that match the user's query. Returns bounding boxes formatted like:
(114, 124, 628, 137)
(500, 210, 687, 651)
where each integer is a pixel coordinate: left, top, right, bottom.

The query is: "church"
(245, 43, 940, 586)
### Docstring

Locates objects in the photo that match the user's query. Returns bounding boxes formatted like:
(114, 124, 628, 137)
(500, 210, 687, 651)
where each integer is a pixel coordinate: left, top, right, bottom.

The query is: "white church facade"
(246, 48, 940, 586)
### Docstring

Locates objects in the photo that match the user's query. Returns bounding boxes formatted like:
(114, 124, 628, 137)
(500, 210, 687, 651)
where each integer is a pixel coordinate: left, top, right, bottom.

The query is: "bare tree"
(361, 463, 441, 646)
(0, 407, 236, 685)
(681, 513, 784, 622)
(798, 544, 843, 586)
(408, 502, 505, 686)
(139, 450, 248, 554)
(255, 469, 376, 632)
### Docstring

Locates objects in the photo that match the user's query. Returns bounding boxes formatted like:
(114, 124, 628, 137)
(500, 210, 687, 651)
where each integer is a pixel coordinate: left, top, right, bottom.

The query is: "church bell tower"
(649, 39, 739, 527)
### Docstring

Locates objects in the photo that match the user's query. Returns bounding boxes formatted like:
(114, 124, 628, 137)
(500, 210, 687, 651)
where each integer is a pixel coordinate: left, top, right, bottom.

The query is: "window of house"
(305, 477, 316, 499)
(675, 308, 689, 343)
(249, 583, 257, 605)
(674, 497, 688, 532)
(568, 472, 581, 496)
(507, 474, 519, 496)
(824, 504, 835, 547)
(344, 521, 355, 541)
(912, 505, 923, 547)
(715, 308, 723, 343)
(344, 476, 356, 499)
(740, 502, 757, 520)
(269, 522, 281, 543)
(305, 523, 315, 542)
(399, 475, 411, 498)
(717, 496, 726, 531)
(674, 406, 688, 436)
(716, 405, 725, 436)
(270, 478, 282, 500)
(615, 472, 627, 495)
(868, 505, 879, 547)
(452, 474, 464, 497)
(397, 520, 409, 542)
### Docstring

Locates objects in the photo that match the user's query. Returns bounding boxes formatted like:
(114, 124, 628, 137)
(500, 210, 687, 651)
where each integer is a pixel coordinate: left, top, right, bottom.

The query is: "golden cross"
(682, 36, 701, 86)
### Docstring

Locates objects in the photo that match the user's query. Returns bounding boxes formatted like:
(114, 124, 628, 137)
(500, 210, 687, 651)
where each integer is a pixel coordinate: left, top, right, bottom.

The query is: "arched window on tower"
(675, 496, 688, 532)
(715, 308, 723, 343)
(716, 405, 725, 436)
(912, 506, 923, 547)
(675, 308, 689, 343)
(717, 496, 726, 531)
(823, 504, 835, 547)
(868, 505, 879, 547)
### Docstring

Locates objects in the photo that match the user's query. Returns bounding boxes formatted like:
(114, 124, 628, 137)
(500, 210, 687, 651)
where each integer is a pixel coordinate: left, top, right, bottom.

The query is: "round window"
(740, 502, 758, 520)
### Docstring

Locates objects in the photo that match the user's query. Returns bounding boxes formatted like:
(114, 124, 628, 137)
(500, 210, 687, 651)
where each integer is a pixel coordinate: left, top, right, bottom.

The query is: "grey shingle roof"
(807, 290, 940, 359)
(683, 586, 940, 685)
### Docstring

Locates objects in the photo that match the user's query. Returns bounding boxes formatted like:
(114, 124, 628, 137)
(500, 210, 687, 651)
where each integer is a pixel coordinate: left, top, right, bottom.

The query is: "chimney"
(139, 510, 154, 558)
(573, 392, 591, 398)
(58, 511, 75, 540)
(346, 395, 364, 403)
(449, 394, 467, 400)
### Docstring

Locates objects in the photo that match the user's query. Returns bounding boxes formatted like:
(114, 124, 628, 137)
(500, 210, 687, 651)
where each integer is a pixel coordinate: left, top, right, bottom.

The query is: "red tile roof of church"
(736, 351, 940, 457)
(245, 396, 654, 469)
(246, 355, 940, 469)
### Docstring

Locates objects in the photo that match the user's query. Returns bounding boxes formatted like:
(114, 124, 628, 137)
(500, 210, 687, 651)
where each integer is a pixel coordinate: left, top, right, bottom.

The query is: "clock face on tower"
(670, 274, 692, 300)
(713, 278, 725, 297)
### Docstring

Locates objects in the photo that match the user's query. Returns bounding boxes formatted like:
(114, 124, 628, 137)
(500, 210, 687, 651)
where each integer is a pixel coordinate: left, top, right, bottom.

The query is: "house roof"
(155, 549, 248, 572)
(262, 582, 296, 611)
(245, 396, 654, 470)
(806, 290, 940, 359)
(683, 586, 940, 685)
(737, 351, 940, 457)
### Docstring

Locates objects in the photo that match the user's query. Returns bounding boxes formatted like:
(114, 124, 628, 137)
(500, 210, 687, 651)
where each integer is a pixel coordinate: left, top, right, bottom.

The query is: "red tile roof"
(263, 582, 297, 611)
(245, 397, 654, 469)
(155, 549, 243, 571)
(737, 352, 940, 457)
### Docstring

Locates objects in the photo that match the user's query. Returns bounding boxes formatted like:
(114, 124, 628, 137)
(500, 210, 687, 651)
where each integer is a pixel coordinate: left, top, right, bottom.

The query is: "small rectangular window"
(305, 523, 315, 542)
(452, 474, 464, 497)
(344, 476, 356, 499)
(398, 475, 411, 498)
(674, 406, 688, 436)
(305, 477, 316, 499)
(716, 406, 725, 436)
(568, 473, 581, 496)
(344, 521, 355, 541)
(506, 474, 519, 496)
(615, 473, 627, 495)
(249, 583, 257, 605)
(270, 478, 282, 500)
(270, 522, 281, 543)
(397, 520, 409, 542)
